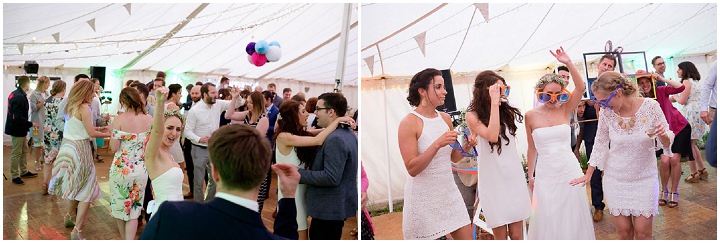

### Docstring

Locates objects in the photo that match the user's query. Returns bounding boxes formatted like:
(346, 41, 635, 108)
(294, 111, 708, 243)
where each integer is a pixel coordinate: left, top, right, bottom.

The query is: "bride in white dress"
(144, 87, 184, 219)
(524, 47, 595, 240)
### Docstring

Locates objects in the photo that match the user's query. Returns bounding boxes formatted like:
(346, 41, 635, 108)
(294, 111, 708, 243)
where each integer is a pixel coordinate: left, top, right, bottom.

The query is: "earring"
(421, 99, 427, 106)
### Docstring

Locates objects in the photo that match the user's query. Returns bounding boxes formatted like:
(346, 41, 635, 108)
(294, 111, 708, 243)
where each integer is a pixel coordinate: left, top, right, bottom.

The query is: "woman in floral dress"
(108, 87, 153, 240)
(42, 80, 66, 194)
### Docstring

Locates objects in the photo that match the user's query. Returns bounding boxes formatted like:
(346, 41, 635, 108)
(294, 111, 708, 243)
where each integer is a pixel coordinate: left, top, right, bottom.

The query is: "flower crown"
(147, 109, 185, 132)
(535, 73, 567, 90)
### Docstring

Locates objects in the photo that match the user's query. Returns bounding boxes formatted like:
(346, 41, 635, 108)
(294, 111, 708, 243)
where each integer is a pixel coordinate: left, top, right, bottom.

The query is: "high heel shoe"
(699, 168, 709, 180)
(668, 192, 679, 208)
(64, 213, 76, 228)
(685, 171, 700, 183)
(658, 190, 669, 206)
(70, 226, 85, 240)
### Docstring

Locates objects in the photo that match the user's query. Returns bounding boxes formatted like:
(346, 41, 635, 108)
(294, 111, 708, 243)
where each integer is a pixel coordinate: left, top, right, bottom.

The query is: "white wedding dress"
(148, 167, 184, 218)
(528, 124, 595, 240)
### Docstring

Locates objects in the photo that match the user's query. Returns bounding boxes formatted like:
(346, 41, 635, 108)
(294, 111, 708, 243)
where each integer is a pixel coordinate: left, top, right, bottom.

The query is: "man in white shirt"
(184, 83, 231, 202)
(182, 84, 203, 198)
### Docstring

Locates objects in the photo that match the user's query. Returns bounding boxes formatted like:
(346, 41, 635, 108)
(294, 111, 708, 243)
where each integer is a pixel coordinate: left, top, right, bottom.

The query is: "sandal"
(685, 171, 700, 183)
(41, 184, 48, 195)
(70, 226, 85, 240)
(64, 213, 76, 228)
(668, 192, 679, 208)
(658, 190, 669, 206)
(699, 168, 709, 180)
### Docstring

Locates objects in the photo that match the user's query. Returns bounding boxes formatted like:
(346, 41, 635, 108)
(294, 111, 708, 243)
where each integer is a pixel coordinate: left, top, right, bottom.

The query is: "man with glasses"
(652, 56, 668, 87)
(582, 54, 616, 222)
(298, 92, 357, 240)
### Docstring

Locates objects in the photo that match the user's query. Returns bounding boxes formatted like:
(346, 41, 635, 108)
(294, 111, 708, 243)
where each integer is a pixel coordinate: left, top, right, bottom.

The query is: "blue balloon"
(269, 41, 281, 48)
(246, 42, 256, 55)
(255, 40, 269, 55)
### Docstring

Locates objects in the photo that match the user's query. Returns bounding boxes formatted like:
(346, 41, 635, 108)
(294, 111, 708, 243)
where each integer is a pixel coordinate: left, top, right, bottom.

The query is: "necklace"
(616, 99, 636, 131)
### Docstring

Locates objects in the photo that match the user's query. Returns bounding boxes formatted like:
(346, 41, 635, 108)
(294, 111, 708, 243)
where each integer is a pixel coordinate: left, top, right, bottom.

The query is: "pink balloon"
(251, 52, 267, 66)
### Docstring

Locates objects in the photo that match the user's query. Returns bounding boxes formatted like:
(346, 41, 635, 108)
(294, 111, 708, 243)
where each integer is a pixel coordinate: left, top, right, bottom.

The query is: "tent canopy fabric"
(361, 3, 716, 78)
(4, 3, 358, 85)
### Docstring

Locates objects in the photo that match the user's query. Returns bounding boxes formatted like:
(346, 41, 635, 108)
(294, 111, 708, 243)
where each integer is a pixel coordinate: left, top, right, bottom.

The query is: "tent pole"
(382, 77, 393, 213)
(334, 3, 352, 92)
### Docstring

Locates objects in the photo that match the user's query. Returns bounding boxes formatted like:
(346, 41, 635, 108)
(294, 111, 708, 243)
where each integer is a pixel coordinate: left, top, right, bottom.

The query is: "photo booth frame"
(582, 51, 648, 99)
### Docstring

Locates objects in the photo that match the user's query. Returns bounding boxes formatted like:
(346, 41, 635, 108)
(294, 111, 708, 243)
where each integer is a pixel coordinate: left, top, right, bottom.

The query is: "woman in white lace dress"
(673, 61, 709, 182)
(525, 47, 594, 240)
(572, 71, 674, 240)
(397, 68, 476, 240)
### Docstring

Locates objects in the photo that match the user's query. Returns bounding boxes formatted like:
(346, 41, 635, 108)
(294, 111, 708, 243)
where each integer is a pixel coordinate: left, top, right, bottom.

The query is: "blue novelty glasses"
(449, 127, 478, 157)
(593, 84, 623, 109)
(487, 85, 511, 98)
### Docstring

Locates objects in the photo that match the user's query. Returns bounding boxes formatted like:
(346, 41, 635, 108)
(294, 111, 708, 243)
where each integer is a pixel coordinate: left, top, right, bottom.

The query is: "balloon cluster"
(246, 40, 282, 67)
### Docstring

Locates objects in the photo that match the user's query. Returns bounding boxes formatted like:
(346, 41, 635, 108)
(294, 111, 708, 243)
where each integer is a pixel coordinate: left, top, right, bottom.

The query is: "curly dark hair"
(273, 100, 318, 169)
(407, 68, 442, 107)
(467, 70, 523, 155)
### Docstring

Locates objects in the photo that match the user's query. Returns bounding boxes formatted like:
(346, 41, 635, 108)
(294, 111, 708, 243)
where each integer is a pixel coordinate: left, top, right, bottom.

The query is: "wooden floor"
(370, 156, 717, 240)
(2, 145, 357, 240)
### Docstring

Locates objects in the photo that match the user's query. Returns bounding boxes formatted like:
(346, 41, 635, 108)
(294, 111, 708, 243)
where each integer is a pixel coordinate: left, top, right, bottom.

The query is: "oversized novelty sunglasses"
(487, 85, 511, 97)
(536, 89, 572, 104)
(593, 84, 623, 109)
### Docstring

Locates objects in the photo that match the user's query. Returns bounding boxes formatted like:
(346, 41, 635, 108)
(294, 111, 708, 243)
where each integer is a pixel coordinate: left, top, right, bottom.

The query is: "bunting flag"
(18, 44, 24, 55)
(123, 3, 132, 15)
(474, 3, 489, 22)
(87, 18, 96, 32)
(52, 32, 60, 43)
(364, 55, 375, 76)
(414, 31, 426, 57)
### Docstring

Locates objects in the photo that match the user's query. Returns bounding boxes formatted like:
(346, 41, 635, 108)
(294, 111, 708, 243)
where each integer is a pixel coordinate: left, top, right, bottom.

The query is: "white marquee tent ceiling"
(4, 3, 358, 85)
(362, 3, 717, 77)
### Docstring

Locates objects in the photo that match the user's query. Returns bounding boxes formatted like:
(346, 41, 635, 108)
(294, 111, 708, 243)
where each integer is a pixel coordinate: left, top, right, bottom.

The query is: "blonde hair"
(535, 73, 567, 90)
(36, 76, 50, 91)
(591, 71, 638, 97)
(64, 80, 95, 116)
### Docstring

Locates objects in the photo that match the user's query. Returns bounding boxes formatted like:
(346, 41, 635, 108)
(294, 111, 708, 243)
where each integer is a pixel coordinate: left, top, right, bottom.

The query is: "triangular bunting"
(18, 44, 24, 54)
(87, 18, 96, 32)
(123, 3, 132, 15)
(414, 31, 427, 57)
(364, 55, 375, 76)
(52, 32, 60, 43)
(474, 3, 489, 22)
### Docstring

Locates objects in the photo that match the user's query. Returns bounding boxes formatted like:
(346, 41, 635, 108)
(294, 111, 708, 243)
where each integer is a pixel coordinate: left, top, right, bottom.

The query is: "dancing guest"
(465, 70, 531, 240)
(524, 47, 594, 239)
(143, 87, 184, 216)
(267, 82, 284, 107)
(672, 62, 709, 182)
(30, 76, 50, 171)
(298, 92, 359, 240)
(48, 80, 111, 240)
(90, 78, 105, 163)
(273, 99, 353, 239)
(572, 71, 673, 240)
(108, 87, 153, 240)
(182, 84, 203, 199)
(397, 68, 474, 240)
(644, 71, 691, 208)
(140, 124, 301, 240)
(226, 90, 271, 210)
(41, 80, 66, 194)
(184, 83, 231, 202)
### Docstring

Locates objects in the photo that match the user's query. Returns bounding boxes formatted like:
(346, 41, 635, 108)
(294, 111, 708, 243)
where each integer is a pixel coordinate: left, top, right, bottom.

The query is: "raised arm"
(145, 87, 169, 177)
(550, 46, 586, 114)
(398, 114, 459, 177)
(653, 73, 683, 88)
(278, 116, 352, 148)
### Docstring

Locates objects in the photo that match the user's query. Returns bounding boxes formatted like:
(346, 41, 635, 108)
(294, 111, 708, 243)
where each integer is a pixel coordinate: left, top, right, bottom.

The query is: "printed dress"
(43, 97, 64, 164)
(109, 130, 149, 221)
(680, 79, 708, 139)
